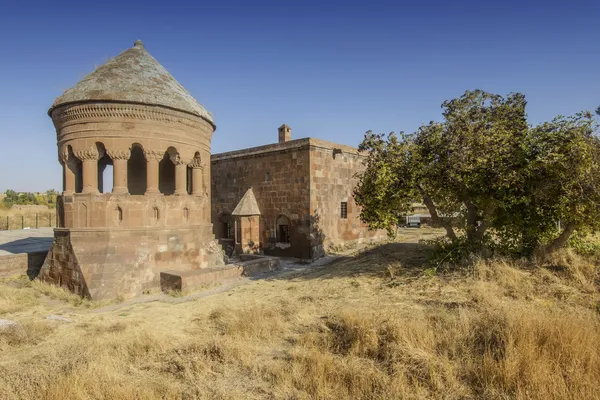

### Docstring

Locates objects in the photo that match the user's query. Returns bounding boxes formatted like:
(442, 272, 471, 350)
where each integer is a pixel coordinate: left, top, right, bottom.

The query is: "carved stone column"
(107, 149, 131, 194)
(171, 154, 191, 195)
(75, 148, 100, 194)
(189, 156, 204, 196)
(60, 154, 76, 196)
(144, 150, 162, 195)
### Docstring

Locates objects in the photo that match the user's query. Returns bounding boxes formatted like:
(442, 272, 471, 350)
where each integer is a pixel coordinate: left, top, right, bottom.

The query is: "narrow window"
(265, 172, 271, 182)
(183, 207, 189, 221)
(153, 207, 159, 221)
(341, 202, 348, 219)
(278, 224, 290, 243)
(186, 166, 193, 194)
(128, 145, 147, 195)
(115, 206, 123, 225)
(222, 221, 233, 239)
(276, 215, 291, 243)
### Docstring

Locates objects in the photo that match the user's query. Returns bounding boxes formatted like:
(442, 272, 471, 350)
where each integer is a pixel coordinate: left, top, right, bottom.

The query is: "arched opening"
(67, 145, 83, 193)
(114, 205, 123, 226)
(217, 212, 234, 239)
(276, 215, 291, 243)
(183, 207, 189, 222)
(187, 165, 193, 195)
(128, 144, 147, 195)
(96, 143, 112, 193)
(159, 147, 177, 195)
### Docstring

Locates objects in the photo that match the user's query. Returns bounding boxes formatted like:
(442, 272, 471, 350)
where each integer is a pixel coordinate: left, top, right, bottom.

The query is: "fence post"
(49, 213, 51, 227)
(21, 215, 24, 229)
(36, 213, 38, 229)
(5, 216, 7, 230)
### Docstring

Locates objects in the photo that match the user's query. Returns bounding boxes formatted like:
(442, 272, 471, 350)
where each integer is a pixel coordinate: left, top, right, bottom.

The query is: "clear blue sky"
(0, 0, 598, 192)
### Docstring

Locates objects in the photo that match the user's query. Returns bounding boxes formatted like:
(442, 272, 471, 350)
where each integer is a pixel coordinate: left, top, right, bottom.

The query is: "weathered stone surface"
(49, 40, 214, 125)
(212, 138, 312, 259)
(211, 130, 387, 259)
(40, 224, 224, 300)
(44, 41, 223, 300)
(160, 256, 279, 292)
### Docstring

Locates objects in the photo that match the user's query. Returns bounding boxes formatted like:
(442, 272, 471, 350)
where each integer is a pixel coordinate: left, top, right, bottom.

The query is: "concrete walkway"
(0, 228, 54, 256)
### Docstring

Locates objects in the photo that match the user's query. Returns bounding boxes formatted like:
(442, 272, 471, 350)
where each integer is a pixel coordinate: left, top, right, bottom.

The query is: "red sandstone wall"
(40, 225, 223, 300)
(211, 146, 312, 258)
(309, 144, 385, 255)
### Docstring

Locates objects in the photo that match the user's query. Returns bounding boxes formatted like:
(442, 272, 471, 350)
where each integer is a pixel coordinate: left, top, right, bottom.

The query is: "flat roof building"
(211, 125, 385, 259)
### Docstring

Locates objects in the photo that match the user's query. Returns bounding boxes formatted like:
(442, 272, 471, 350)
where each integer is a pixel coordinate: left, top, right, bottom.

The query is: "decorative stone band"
(106, 149, 131, 160)
(51, 103, 213, 131)
(73, 148, 100, 161)
(143, 150, 164, 162)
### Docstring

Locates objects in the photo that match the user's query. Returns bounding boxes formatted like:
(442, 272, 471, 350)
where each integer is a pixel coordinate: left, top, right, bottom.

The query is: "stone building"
(212, 125, 386, 259)
(41, 41, 223, 300)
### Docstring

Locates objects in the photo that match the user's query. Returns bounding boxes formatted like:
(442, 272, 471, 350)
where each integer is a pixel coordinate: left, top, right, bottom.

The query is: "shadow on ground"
(268, 242, 431, 282)
(0, 237, 53, 255)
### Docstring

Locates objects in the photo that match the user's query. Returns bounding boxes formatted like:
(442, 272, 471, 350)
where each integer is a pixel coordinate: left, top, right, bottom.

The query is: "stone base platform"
(160, 256, 279, 292)
(40, 225, 225, 300)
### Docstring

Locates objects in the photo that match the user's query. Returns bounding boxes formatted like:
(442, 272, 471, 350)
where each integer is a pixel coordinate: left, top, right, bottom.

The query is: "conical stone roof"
(49, 40, 214, 126)
(232, 188, 261, 216)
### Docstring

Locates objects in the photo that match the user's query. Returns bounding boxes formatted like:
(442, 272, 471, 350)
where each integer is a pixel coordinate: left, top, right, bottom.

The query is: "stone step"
(160, 256, 279, 292)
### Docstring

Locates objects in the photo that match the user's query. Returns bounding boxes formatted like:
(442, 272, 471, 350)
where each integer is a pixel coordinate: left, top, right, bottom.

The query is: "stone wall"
(40, 225, 223, 300)
(59, 193, 210, 229)
(211, 140, 312, 258)
(309, 140, 386, 255)
(212, 138, 387, 259)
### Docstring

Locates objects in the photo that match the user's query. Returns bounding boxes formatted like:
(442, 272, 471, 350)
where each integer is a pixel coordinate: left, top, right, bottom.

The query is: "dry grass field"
(0, 207, 56, 230)
(0, 228, 599, 399)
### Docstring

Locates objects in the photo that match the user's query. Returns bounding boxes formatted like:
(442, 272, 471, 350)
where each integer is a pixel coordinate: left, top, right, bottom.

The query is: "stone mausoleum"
(41, 41, 224, 300)
(212, 125, 386, 259)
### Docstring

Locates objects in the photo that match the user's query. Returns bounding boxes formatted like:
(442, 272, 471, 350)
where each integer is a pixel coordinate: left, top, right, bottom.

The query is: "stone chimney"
(278, 124, 291, 143)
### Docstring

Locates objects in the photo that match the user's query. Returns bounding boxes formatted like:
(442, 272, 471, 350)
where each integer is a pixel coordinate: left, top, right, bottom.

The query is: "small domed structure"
(41, 41, 224, 300)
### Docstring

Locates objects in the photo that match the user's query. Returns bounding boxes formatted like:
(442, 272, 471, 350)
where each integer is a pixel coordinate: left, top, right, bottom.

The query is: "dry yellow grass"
(0, 207, 56, 229)
(0, 228, 599, 399)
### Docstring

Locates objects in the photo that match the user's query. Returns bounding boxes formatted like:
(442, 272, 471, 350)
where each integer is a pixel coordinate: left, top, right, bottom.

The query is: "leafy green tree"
(354, 90, 600, 256)
(3, 189, 18, 207)
(355, 90, 527, 243)
(524, 112, 600, 252)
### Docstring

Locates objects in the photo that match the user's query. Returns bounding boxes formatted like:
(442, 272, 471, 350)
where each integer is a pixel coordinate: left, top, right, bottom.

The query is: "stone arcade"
(40, 41, 224, 300)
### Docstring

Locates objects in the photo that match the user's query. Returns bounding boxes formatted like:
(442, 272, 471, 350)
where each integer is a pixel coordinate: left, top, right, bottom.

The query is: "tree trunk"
(418, 185, 457, 242)
(544, 222, 577, 254)
(460, 190, 480, 242)
(468, 203, 494, 243)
